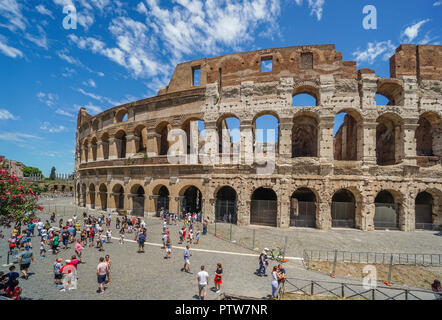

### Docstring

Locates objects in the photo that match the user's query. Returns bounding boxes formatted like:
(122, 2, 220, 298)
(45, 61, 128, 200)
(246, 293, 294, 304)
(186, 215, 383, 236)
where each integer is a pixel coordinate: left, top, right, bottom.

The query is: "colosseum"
(74, 44, 442, 232)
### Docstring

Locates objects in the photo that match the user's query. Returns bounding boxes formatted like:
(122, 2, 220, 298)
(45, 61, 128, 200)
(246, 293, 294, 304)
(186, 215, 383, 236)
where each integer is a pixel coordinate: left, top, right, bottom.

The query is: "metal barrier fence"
(303, 249, 442, 267)
(207, 221, 288, 256)
(282, 277, 437, 300)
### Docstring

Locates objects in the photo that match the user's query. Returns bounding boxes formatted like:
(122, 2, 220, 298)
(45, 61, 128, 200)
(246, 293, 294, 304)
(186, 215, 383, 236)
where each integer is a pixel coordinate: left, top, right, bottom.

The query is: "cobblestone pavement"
(0, 197, 440, 300)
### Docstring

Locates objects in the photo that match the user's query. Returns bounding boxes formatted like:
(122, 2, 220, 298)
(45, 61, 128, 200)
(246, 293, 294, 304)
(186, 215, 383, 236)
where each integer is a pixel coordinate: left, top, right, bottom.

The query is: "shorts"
(54, 274, 62, 280)
(138, 242, 145, 249)
(20, 263, 30, 270)
(184, 258, 190, 265)
(97, 274, 106, 284)
(166, 248, 171, 253)
(198, 284, 206, 294)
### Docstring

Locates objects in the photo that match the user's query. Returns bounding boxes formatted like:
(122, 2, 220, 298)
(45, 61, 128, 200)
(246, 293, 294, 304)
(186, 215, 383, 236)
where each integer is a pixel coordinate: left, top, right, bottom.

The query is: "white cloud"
(40, 122, 67, 133)
(25, 25, 49, 50)
(0, 0, 27, 31)
(0, 132, 41, 143)
(136, 2, 148, 14)
(0, 108, 18, 120)
(295, 0, 325, 21)
(56, 109, 75, 117)
(37, 92, 59, 107)
(83, 79, 97, 88)
(352, 40, 396, 65)
(0, 38, 23, 58)
(433, 1, 442, 6)
(401, 19, 430, 43)
(35, 5, 54, 19)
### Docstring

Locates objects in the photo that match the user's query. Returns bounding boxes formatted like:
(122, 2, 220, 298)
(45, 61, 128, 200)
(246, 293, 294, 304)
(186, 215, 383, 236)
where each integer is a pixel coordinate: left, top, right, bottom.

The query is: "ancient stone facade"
(74, 44, 442, 232)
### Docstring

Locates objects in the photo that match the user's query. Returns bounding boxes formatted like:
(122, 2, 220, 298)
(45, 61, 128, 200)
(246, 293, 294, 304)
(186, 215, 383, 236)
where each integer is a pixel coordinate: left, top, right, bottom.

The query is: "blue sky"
(0, 0, 440, 176)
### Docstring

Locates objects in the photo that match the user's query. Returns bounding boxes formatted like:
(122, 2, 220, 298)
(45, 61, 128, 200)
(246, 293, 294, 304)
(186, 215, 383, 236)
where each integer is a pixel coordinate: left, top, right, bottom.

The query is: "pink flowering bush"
(0, 164, 41, 238)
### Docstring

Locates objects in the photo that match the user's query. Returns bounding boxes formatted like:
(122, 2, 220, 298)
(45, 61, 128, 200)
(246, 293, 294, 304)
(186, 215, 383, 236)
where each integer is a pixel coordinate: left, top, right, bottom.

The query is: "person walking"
(137, 231, 146, 253)
(17, 245, 34, 280)
(213, 263, 223, 294)
(271, 266, 282, 300)
(40, 240, 46, 258)
(97, 257, 108, 295)
(105, 255, 112, 286)
(59, 260, 76, 291)
(165, 236, 172, 259)
(53, 258, 63, 288)
(75, 240, 84, 263)
(197, 265, 209, 300)
(119, 228, 125, 244)
(182, 245, 191, 273)
(431, 280, 442, 300)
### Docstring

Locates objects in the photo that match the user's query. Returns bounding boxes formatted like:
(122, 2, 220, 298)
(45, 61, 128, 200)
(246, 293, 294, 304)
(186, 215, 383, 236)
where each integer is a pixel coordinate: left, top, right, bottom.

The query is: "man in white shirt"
(197, 265, 209, 300)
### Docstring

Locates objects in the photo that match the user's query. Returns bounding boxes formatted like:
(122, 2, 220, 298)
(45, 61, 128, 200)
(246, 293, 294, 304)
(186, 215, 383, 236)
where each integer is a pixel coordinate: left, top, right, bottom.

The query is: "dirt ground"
(307, 261, 442, 289)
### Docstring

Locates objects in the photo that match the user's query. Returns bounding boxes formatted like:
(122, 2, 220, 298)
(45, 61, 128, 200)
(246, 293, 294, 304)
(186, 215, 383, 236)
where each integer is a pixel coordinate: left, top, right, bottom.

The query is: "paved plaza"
(1, 197, 441, 300)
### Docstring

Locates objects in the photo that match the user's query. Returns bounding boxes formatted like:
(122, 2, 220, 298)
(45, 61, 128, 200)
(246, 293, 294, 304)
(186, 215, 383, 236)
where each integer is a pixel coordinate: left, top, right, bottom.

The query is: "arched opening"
(375, 94, 391, 106)
(61, 185, 66, 193)
(376, 80, 403, 106)
(416, 113, 441, 167)
(217, 116, 240, 156)
(416, 117, 433, 156)
(89, 184, 96, 209)
(115, 109, 128, 123)
(99, 184, 107, 211)
(292, 85, 319, 107)
(115, 130, 127, 159)
(134, 125, 148, 154)
(334, 111, 361, 161)
(81, 183, 86, 207)
(331, 189, 356, 228)
(374, 190, 399, 230)
(292, 93, 317, 107)
(101, 133, 110, 160)
(132, 185, 145, 217)
(92, 119, 99, 131)
(155, 185, 170, 217)
(250, 187, 277, 227)
(290, 188, 317, 228)
(183, 119, 205, 155)
(156, 122, 171, 156)
(181, 186, 202, 214)
(113, 184, 124, 211)
(376, 114, 403, 166)
(83, 140, 89, 163)
(292, 114, 318, 157)
(253, 114, 279, 155)
(91, 137, 98, 161)
(415, 192, 433, 230)
(215, 186, 237, 224)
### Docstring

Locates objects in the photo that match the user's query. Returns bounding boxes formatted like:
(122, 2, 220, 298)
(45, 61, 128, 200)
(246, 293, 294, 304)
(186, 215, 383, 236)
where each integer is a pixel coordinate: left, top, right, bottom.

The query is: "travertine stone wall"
(74, 44, 442, 232)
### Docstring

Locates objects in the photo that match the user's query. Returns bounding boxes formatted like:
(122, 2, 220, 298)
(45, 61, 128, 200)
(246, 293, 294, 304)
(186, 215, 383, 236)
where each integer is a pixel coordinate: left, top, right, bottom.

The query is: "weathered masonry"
(74, 44, 442, 232)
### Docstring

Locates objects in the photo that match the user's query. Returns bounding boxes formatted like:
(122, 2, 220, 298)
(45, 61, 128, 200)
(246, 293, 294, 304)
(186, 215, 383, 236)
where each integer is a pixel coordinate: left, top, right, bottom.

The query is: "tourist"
(165, 236, 172, 259)
(0, 272, 8, 297)
(88, 228, 95, 247)
(5, 279, 22, 300)
(431, 280, 442, 300)
(137, 231, 146, 253)
(119, 228, 125, 244)
(40, 239, 46, 258)
(162, 232, 168, 249)
(50, 212, 56, 223)
(195, 231, 200, 245)
(277, 264, 286, 286)
(59, 218, 63, 229)
(105, 255, 112, 286)
(202, 220, 208, 235)
(97, 257, 108, 294)
(182, 245, 191, 273)
(106, 229, 112, 243)
(59, 260, 76, 291)
(179, 227, 184, 244)
(53, 258, 63, 288)
(116, 217, 120, 229)
(75, 240, 84, 263)
(197, 265, 209, 300)
(17, 245, 34, 280)
(213, 263, 223, 294)
(5, 266, 19, 289)
(36, 219, 44, 237)
(62, 229, 70, 250)
(97, 232, 105, 251)
(271, 266, 281, 300)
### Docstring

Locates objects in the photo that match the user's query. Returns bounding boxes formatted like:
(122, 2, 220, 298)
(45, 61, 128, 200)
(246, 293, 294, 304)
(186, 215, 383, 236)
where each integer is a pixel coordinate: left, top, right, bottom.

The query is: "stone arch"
(416, 112, 441, 163)
(115, 108, 129, 123)
(373, 190, 403, 230)
(182, 117, 204, 155)
(115, 130, 127, 159)
(134, 125, 148, 154)
(292, 83, 320, 107)
(92, 118, 99, 131)
(334, 108, 363, 161)
(376, 113, 404, 166)
(376, 79, 403, 106)
(252, 111, 280, 154)
(178, 185, 203, 215)
(250, 187, 277, 227)
(217, 114, 240, 155)
(214, 186, 238, 223)
(89, 183, 96, 209)
(101, 132, 110, 160)
(292, 112, 319, 158)
(112, 183, 125, 211)
(331, 188, 360, 229)
(130, 184, 145, 217)
(99, 183, 107, 211)
(156, 121, 172, 156)
(152, 184, 170, 216)
(415, 191, 435, 230)
(91, 137, 98, 161)
(82, 139, 89, 163)
(290, 187, 318, 228)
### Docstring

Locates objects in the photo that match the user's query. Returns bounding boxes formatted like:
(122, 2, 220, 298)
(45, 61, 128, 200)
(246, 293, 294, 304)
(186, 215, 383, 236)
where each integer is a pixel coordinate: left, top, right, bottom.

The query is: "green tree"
(23, 166, 43, 177)
(49, 167, 56, 180)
